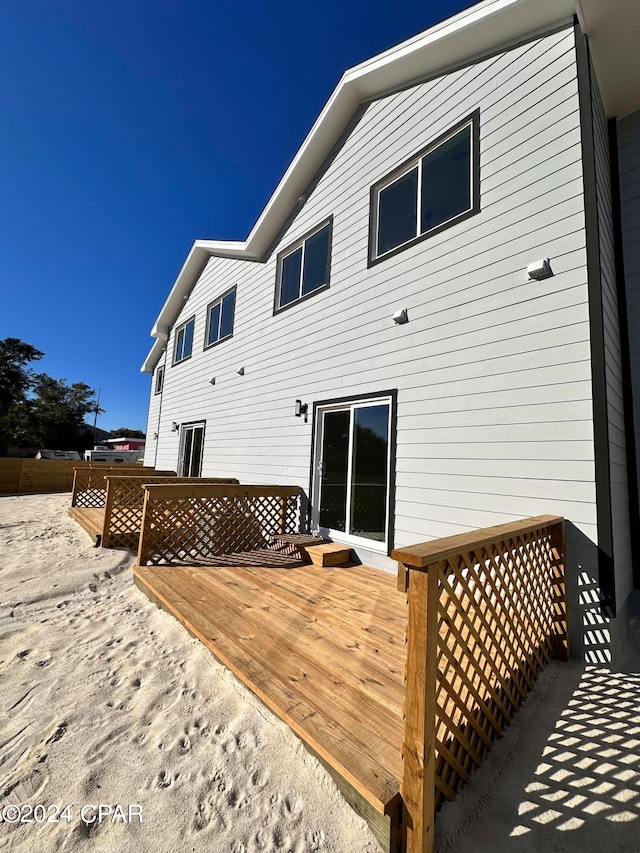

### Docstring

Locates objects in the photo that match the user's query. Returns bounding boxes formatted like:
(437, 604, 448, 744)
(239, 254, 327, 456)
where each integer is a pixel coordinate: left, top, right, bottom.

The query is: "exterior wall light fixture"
(527, 258, 552, 280)
(153, 432, 158, 440)
(171, 422, 179, 432)
(295, 400, 308, 417)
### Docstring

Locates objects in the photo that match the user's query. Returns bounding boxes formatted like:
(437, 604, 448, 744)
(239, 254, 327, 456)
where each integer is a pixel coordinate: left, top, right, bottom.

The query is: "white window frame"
(311, 394, 393, 553)
(369, 112, 479, 265)
(205, 286, 236, 349)
(173, 316, 195, 365)
(274, 217, 333, 313)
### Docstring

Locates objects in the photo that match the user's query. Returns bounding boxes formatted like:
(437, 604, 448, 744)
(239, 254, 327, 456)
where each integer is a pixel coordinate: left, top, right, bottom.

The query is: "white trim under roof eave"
(347, 0, 576, 100)
(142, 338, 166, 374)
(142, 0, 576, 373)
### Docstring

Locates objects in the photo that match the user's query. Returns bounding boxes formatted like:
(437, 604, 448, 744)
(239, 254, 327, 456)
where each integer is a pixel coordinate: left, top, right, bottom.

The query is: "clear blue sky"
(0, 0, 474, 433)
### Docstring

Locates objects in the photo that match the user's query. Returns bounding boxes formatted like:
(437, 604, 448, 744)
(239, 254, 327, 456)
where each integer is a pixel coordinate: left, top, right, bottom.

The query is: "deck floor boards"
(68, 507, 105, 539)
(133, 561, 407, 817)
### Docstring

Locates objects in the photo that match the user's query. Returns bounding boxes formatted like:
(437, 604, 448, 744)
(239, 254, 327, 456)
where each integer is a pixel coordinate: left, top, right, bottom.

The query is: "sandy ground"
(0, 493, 382, 853)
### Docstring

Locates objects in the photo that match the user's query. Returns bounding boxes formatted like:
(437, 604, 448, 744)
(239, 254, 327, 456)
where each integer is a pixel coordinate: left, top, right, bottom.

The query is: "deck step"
(303, 542, 353, 567)
(270, 533, 326, 547)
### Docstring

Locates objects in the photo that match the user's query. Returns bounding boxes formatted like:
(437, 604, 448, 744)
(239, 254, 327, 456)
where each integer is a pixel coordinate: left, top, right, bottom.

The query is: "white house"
(141, 0, 640, 661)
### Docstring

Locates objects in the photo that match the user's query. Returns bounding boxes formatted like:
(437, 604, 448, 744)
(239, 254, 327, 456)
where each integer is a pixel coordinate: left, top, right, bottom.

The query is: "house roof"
(142, 0, 640, 373)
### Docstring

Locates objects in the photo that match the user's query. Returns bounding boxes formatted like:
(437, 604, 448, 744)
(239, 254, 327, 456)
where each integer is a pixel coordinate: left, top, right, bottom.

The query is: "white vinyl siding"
(151, 26, 596, 570)
(144, 351, 166, 467)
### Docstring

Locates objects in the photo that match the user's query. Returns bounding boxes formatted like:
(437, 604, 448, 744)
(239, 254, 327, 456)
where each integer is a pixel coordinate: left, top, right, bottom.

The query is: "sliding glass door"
(178, 422, 205, 477)
(313, 396, 392, 549)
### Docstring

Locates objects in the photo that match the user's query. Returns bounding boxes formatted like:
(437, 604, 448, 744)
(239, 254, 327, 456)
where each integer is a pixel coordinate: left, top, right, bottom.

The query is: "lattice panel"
(72, 469, 110, 508)
(139, 489, 300, 566)
(432, 524, 565, 806)
(103, 477, 238, 550)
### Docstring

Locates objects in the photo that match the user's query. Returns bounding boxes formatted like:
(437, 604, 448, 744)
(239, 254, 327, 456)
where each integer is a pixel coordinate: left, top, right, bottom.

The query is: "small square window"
(173, 316, 195, 364)
(370, 112, 479, 265)
(205, 287, 236, 348)
(154, 364, 164, 395)
(275, 218, 332, 312)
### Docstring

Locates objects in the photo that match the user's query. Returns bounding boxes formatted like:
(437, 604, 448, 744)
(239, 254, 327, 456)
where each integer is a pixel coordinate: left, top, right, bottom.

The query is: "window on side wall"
(205, 287, 236, 349)
(154, 365, 164, 395)
(173, 316, 195, 364)
(275, 217, 332, 313)
(369, 111, 479, 265)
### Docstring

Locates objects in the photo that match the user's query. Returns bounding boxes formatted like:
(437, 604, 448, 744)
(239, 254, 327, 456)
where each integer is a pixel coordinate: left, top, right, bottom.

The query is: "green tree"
(4, 376, 102, 452)
(111, 427, 146, 439)
(0, 338, 43, 416)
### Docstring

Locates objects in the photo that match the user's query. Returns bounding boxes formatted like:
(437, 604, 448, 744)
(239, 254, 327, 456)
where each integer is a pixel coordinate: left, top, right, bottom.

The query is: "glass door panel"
(180, 428, 194, 477)
(350, 404, 389, 542)
(190, 426, 204, 477)
(319, 410, 350, 532)
(179, 423, 205, 477)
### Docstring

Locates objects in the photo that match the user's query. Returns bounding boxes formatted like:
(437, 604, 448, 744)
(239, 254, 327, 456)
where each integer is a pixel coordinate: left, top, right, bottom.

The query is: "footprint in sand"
(281, 794, 304, 823)
(227, 788, 250, 810)
(236, 729, 259, 751)
(157, 770, 173, 788)
(177, 734, 192, 754)
(306, 829, 326, 851)
(192, 799, 228, 833)
(272, 826, 294, 850)
(251, 768, 269, 789)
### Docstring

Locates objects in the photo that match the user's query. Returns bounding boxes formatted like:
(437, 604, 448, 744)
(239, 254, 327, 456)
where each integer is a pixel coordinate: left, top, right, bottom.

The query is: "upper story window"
(173, 316, 195, 364)
(369, 112, 479, 265)
(205, 287, 236, 349)
(154, 364, 164, 395)
(275, 217, 333, 313)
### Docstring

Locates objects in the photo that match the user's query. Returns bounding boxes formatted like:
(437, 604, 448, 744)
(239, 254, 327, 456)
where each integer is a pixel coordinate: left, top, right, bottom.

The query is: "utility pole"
(92, 388, 101, 439)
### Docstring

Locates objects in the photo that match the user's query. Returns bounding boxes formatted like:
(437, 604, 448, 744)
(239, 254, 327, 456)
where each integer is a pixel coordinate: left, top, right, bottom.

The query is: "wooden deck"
(68, 506, 106, 545)
(134, 559, 407, 849)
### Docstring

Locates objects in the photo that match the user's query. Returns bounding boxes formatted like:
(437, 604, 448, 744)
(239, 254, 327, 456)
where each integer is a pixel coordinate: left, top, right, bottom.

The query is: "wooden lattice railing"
(392, 515, 567, 853)
(137, 483, 301, 566)
(102, 476, 239, 550)
(70, 466, 175, 508)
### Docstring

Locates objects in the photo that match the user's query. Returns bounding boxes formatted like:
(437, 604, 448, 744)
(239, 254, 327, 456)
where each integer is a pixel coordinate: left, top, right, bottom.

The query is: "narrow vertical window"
(173, 317, 195, 364)
(154, 365, 164, 395)
(206, 287, 236, 348)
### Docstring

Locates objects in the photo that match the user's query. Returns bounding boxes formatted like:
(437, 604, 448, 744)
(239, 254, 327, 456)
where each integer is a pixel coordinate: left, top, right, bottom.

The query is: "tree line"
(0, 338, 103, 456)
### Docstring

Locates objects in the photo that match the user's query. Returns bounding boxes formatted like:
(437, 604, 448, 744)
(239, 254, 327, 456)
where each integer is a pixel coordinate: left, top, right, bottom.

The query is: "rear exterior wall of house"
(144, 25, 627, 649)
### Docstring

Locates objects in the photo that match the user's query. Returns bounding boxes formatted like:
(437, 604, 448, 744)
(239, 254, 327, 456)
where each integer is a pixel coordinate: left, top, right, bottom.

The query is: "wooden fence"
(70, 466, 175, 509)
(101, 476, 239, 550)
(0, 458, 153, 495)
(137, 483, 301, 566)
(392, 515, 567, 853)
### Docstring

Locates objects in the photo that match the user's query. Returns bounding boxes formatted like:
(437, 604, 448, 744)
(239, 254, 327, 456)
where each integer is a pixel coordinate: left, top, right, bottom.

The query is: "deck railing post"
(137, 487, 152, 567)
(71, 469, 80, 507)
(549, 519, 569, 661)
(401, 561, 439, 853)
(102, 478, 117, 548)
